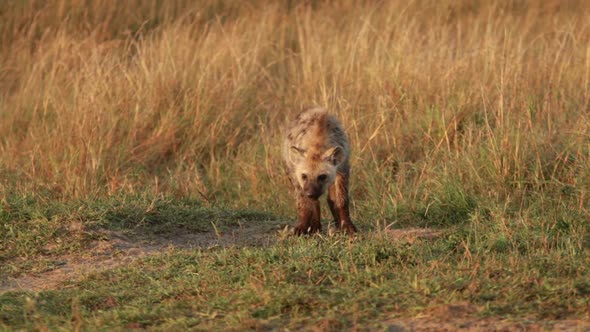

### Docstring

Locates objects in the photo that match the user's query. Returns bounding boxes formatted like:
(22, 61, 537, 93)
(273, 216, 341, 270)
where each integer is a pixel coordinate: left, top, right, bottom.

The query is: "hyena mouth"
(304, 191, 322, 200)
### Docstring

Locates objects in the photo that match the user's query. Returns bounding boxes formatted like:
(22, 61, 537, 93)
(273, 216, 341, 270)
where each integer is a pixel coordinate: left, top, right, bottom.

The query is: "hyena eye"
(317, 174, 327, 182)
(301, 173, 308, 181)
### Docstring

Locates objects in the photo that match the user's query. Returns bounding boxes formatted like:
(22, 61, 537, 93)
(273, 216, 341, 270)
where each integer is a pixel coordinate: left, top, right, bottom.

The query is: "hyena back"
(283, 107, 358, 235)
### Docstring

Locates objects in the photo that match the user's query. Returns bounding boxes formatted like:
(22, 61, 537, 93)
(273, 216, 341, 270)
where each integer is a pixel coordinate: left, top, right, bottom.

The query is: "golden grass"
(0, 0, 588, 219)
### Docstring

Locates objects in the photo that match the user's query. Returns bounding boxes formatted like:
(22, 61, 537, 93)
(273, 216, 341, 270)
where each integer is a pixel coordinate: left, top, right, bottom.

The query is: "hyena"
(283, 107, 358, 235)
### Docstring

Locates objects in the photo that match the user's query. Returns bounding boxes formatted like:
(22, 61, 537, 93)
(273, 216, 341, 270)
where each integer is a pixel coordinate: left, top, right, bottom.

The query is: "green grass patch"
(1, 231, 588, 330)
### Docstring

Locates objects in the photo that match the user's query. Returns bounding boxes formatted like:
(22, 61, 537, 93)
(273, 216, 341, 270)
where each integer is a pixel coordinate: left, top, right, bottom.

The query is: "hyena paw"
(294, 224, 321, 235)
(341, 222, 358, 235)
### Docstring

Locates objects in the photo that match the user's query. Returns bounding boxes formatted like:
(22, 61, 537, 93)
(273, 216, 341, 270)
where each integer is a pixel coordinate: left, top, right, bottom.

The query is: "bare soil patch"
(0, 225, 437, 294)
(386, 303, 590, 331)
(383, 228, 443, 242)
(0, 220, 285, 294)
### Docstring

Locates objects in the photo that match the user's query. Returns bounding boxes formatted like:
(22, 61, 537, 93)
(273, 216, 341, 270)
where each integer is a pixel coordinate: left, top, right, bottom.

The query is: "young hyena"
(283, 107, 358, 235)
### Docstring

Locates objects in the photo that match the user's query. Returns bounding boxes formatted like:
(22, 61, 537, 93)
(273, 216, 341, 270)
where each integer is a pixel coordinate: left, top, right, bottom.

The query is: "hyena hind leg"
(294, 194, 322, 235)
(327, 172, 357, 235)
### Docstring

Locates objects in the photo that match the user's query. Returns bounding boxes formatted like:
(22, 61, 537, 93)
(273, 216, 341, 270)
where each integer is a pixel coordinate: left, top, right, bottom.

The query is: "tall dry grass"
(0, 0, 589, 222)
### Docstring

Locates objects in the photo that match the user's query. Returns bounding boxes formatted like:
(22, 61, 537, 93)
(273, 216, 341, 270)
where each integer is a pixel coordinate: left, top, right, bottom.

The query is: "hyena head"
(290, 145, 345, 200)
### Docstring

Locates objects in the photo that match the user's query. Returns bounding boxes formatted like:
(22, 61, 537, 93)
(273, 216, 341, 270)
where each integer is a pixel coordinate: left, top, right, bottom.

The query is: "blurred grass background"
(0, 0, 588, 227)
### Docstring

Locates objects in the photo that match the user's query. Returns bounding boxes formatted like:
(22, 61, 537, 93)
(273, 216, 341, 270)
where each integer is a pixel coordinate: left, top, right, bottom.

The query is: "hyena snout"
(302, 183, 324, 200)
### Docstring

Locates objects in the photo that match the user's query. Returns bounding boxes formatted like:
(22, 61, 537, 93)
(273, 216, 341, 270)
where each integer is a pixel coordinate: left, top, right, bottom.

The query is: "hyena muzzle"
(283, 107, 358, 235)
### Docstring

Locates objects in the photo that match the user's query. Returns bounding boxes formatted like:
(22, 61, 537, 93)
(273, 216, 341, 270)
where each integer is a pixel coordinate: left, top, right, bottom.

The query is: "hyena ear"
(290, 146, 306, 158)
(323, 147, 344, 166)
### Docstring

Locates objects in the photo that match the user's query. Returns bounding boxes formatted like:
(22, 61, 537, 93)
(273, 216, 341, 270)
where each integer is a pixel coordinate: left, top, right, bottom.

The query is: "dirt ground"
(386, 303, 590, 331)
(0, 221, 282, 293)
(2, 225, 589, 331)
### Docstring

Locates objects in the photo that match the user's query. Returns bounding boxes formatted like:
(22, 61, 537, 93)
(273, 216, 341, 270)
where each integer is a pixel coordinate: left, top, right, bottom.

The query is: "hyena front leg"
(327, 171, 357, 235)
(327, 196, 339, 230)
(294, 193, 321, 235)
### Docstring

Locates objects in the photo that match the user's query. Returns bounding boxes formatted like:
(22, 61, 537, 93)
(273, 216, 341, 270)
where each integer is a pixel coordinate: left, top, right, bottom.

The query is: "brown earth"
(385, 303, 590, 331)
(0, 224, 438, 294)
(0, 221, 283, 294)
